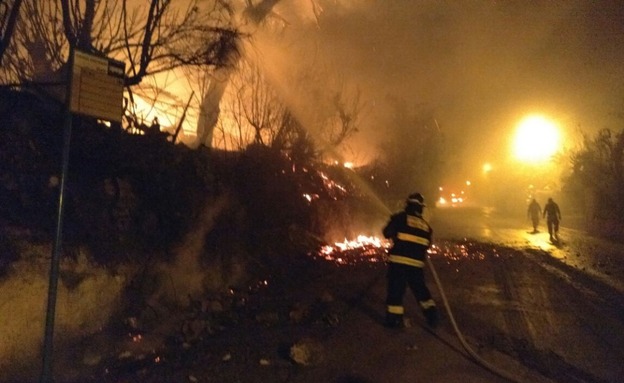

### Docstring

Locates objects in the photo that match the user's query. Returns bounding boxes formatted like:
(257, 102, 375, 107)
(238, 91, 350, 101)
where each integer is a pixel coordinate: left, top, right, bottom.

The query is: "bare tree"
(0, 1, 65, 84)
(376, 99, 445, 203)
(1, 0, 239, 90)
(217, 49, 363, 166)
(0, 0, 23, 63)
(566, 128, 624, 222)
(296, 62, 364, 152)
(195, 0, 282, 148)
(227, 58, 286, 147)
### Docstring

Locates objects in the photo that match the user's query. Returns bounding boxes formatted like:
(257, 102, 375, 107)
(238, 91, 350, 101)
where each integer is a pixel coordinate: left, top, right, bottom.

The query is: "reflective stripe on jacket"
(383, 211, 432, 268)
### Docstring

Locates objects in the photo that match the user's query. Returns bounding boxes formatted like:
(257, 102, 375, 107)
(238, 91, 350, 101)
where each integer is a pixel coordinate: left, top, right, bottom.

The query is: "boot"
(424, 307, 438, 328)
(384, 313, 404, 329)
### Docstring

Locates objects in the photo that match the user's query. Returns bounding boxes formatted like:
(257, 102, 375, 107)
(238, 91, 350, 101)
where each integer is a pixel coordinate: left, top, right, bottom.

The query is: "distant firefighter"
(527, 198, 542, 233)
(543, 197, 562, 241)
(382, 193, 438, 329)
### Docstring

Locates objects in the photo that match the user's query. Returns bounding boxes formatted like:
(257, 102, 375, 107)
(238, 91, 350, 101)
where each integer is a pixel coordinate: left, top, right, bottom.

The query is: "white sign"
(70, 50, 125, 122)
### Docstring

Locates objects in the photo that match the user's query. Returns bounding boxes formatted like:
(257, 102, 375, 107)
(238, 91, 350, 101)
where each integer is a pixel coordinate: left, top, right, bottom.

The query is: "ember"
(315, 235, 390, 265)
(428, 241, 490, 262)
(319, 171, 348, 196)
(131, 334, 142, 343)
(315, 238, 499, 266)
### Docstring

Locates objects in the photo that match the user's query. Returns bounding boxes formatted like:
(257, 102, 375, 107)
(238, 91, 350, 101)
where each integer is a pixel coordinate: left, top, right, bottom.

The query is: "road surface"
(425, 206, 624, 383)
(191, 205, 624, 383)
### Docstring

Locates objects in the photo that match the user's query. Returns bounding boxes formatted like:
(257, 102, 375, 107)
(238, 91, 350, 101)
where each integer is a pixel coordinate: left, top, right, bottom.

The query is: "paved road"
(295, 206, 624, 383)
(429, 206, 624, 294)
(426, 206, 624, 383)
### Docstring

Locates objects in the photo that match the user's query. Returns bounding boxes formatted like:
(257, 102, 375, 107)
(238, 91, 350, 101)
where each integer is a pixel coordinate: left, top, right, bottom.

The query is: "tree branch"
(0, 0, 23, 63)
(60, 0, 77, 47)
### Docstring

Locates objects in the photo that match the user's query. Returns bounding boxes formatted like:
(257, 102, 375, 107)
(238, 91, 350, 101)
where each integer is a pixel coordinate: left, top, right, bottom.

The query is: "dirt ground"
(20, 207, 624, 383)
(73, 235, 623, 383)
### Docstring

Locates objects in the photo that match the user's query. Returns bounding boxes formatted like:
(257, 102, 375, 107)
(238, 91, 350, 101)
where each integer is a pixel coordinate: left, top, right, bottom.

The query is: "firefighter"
(543, 197, 562, 241)
(527, 198, 542, 233)
(382, 192, 438, 328)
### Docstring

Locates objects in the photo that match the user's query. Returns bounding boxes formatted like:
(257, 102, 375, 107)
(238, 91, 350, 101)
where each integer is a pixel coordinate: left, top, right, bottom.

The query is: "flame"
(318, 171, 348, 195)
(316, 235, 390, 265)
(334, 235, 387, 251)
(302, 193, 320, 203)
(315, 237, 495, 267)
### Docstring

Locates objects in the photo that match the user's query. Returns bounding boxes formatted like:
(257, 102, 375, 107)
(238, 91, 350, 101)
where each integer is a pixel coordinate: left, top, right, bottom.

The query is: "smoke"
(150, 194, 233, 306)
(259, 0, 624, 178)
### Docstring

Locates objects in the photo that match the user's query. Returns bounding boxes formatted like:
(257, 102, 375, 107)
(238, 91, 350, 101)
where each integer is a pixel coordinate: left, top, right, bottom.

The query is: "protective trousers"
(385, 262, 437, 328)
(547, 218, 560, 239)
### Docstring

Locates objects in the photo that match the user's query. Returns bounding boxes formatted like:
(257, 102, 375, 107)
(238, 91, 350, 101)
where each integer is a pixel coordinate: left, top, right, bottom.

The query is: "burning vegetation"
(0, 87, 390, 382)
(315, 235, 390, 266)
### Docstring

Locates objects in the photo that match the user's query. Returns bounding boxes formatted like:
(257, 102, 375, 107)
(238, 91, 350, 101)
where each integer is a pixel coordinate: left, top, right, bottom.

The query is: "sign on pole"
(70, 50, 125, 122)
(41, 49, 125, 383)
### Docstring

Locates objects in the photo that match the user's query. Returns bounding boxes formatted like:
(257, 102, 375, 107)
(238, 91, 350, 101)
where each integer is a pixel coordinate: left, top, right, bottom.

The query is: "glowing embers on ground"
(428, 241, 501, 262)
(315, 235, 390, 265)
(314, 237, 509, 266)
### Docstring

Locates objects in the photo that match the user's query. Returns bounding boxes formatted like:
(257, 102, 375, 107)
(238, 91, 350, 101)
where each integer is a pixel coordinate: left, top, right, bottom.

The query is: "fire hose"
(425, 254, 529, 383)
(375, 202, 528, 382)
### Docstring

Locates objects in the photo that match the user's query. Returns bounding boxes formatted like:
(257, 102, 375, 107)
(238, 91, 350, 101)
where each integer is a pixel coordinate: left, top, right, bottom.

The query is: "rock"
(82, 352, 102, 366)
(320, 290, 335, 303)
(126, 316, 140, 329)
(255, 311, 280, 325)
(290, 338, 325, 366)
(403, 318, 412, 328)
(323, 312, 340, 327)
(118, 350, 133, 359)
(181, 318, 207, 341)
(203, 299, 224, 313)
(289, 302, 310, 323)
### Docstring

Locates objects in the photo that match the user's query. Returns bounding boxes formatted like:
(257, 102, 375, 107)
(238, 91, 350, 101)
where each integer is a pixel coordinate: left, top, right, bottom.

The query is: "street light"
(512, 115, 561, 164)
(482, 162, 492, 174)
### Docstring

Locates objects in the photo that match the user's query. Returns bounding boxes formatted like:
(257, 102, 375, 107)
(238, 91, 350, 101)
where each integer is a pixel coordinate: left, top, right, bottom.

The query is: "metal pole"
(40, 46, 74, 383)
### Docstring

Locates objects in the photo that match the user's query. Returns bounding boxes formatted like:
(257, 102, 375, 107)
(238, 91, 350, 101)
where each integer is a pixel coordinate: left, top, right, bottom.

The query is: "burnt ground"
(68, 221, 624, 383)
(3, 206, 621, 383)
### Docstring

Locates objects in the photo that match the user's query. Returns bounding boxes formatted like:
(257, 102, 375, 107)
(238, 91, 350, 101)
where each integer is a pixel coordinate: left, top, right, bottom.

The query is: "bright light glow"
(513, 115, 561, 163)
(482, 163, 492, 173)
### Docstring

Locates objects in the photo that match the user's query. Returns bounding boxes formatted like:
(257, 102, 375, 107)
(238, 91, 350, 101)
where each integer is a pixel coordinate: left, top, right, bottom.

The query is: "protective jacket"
(383, 209, 432, 268)
(543, 200, 561, 222)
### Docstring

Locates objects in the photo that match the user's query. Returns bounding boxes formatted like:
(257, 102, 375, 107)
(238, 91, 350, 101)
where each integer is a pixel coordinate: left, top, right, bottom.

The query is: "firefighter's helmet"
(407, 193, 425, 206)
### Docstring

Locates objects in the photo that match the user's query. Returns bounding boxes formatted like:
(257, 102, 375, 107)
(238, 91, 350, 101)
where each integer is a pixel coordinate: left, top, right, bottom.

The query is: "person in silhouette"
(527, 198, 542, 233)
(382, 193, 437, 329)
(543, 197, 562, 241)
(148, 117, 161, 135)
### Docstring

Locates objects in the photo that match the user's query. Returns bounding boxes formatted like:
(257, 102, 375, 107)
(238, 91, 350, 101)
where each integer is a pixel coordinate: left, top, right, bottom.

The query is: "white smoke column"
(149, 194, 231, 307)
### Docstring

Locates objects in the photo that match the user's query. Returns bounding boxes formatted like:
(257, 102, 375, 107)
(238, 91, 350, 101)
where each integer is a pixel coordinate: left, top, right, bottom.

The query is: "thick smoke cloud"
(270, 0, 624, 172)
